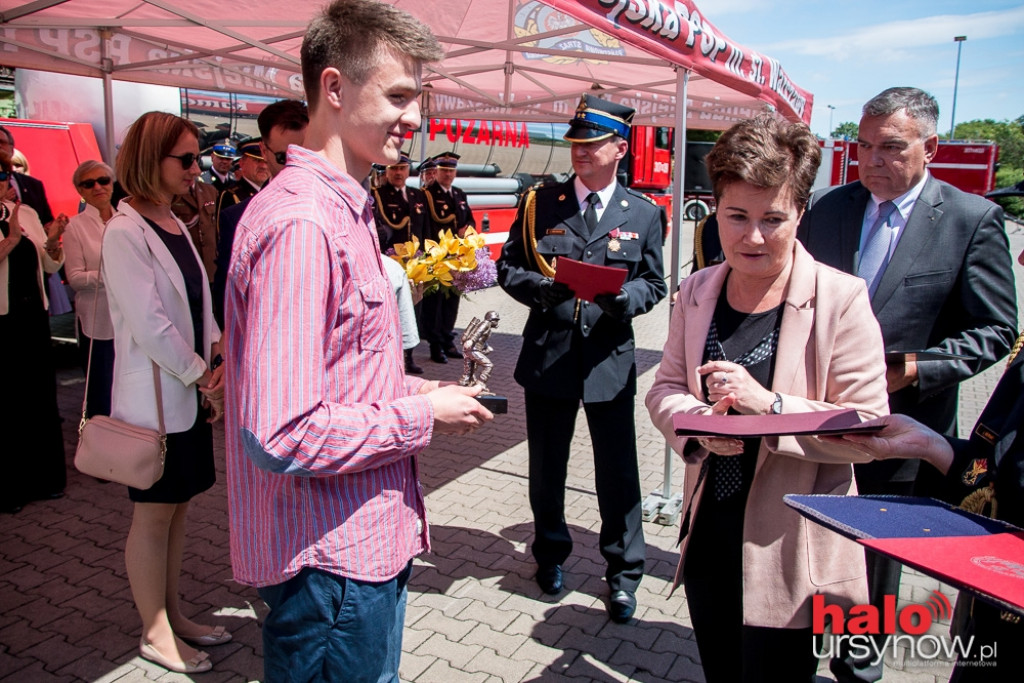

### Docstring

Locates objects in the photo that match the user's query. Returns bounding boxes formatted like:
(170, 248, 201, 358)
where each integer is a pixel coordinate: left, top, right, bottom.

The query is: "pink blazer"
(646, 241, 889, 628)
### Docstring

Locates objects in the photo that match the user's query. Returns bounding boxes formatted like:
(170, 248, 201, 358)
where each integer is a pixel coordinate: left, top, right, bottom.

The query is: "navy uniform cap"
(211, 143, 237, 158)
(564, 93, 634, 143)
(388, 153, 412, 168)
(417, 158, 437, 173)
(239, 141, 264, 160)
(433, 152, 460, 168)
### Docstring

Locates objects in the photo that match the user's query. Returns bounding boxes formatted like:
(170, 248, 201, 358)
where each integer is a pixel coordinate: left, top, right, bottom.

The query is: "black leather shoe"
(607, 590, 636, 623)
(536, 564, 563, 595)
(404, 350, 424, 375)
(444, 345, 463, 359)
(430, 346, 448, 364)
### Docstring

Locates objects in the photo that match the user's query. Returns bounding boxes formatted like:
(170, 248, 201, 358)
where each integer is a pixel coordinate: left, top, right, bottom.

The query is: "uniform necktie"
(583, 192, 599, 235)
(858, 200, 897, 297)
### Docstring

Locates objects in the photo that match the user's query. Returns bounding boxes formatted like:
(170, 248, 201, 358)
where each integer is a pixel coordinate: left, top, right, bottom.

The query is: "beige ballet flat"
(139, 639, 212, 674)
(179, 624, 233, 647)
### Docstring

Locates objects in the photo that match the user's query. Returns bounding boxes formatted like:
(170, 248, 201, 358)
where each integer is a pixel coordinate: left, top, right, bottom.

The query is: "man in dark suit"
(0, 125, 57, 226)
(373, 152, 428, 373)
(422, 151, 475, 364)
(497, 94, 667, 623)
(798, 86, 1018, 682)
(212, 100, 308, 326)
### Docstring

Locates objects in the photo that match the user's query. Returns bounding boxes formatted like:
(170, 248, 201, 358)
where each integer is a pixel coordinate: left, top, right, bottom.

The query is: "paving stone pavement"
(2, 221, 1021, 682)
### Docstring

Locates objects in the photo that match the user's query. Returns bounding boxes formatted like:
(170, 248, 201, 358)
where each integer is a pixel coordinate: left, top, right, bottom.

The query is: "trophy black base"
(477, 394, 508, 414)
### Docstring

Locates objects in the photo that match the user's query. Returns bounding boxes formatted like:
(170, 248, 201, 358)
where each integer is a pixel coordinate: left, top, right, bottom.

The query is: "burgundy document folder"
(672, 408, 881, 438)
(554, 258, 627, 303)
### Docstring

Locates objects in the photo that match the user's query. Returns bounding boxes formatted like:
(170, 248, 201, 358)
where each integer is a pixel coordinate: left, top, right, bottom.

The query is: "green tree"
(951, 118, 1024, 170)
(832, 121, 859, 140)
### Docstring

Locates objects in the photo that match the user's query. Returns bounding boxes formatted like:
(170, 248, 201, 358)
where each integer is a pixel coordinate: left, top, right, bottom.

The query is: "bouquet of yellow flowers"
(389, 227, 496, 298)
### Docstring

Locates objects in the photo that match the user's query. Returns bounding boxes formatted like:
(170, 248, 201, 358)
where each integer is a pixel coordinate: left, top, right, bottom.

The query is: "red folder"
(672, 408, 882, 438)
(554, 258, 627, 303)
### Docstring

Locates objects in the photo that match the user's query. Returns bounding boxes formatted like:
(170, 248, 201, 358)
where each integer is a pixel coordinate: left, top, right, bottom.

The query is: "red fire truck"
(816, 138, 1000, 196)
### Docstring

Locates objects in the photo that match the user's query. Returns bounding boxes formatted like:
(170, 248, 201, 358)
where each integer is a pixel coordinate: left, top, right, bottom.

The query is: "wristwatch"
(770, 392, 783, 415)
(210, 354, 224, 370)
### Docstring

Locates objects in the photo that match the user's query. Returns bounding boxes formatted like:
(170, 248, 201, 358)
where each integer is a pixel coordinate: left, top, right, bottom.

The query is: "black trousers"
(77, 321, 115, 418)
(420, 292, 459, 349)
(524, 389, 645, 591)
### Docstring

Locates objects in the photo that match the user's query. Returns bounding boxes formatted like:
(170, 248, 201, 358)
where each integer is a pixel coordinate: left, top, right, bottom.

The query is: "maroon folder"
(554, 258, 627, 303)
(672, 408, 882, 438)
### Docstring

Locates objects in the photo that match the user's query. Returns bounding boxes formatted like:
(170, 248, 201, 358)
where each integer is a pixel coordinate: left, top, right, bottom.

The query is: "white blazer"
(102, 200, 220, 433)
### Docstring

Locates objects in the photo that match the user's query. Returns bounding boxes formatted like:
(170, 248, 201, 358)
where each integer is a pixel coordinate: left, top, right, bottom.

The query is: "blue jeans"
(258, 563, 412, 683)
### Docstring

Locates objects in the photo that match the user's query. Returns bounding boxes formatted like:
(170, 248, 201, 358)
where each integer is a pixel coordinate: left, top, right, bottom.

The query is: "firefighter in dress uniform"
(422, 151, 476, 364)
(199, 143, 237, 193)
(373, 152, 428, 374)
(496, 94, 667, 623)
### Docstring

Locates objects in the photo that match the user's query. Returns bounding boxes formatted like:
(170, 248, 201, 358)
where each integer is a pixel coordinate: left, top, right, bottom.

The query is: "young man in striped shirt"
(223, 1, 494, 680)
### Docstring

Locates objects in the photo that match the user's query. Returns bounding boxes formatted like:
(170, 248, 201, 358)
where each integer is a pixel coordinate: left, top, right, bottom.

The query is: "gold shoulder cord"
(524, 190, 555, 278)
(373, 188, 411, 234)
(693, 215, 708, 271)
(423, 190, 456, 228)
(1007, 329, 1024, 369)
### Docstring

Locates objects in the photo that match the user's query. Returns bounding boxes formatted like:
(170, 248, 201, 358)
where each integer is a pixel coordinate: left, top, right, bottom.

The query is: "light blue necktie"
(858, 200, 897, 297)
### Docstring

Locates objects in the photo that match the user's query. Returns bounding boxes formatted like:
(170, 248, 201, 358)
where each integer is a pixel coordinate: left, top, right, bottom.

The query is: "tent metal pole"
(643, 67, 687, 526)
(100, 29, 115, 164)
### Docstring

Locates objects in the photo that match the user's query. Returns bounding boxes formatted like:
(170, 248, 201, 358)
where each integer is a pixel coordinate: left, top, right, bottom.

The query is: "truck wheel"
(683, 199, 709, 222)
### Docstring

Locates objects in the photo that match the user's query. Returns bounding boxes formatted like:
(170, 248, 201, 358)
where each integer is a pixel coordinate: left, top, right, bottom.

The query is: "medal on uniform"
(608, 238, 621, 252)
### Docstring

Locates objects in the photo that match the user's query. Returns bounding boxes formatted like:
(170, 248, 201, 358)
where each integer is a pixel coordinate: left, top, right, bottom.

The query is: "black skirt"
(128, 398, 215, 504)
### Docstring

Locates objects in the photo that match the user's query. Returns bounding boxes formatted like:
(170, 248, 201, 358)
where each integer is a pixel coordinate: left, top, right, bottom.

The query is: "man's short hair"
(0, 126, 13, 147)
(300, 0, 443, 110)
(257, 99, 310, 139)
(116, 111, 200, 205)
(862, 87, 939, 139)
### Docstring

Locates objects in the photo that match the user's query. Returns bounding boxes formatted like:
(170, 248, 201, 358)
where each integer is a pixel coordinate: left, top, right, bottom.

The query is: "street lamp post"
(827, 104, 836, 138)
(950, 36, 967, 140)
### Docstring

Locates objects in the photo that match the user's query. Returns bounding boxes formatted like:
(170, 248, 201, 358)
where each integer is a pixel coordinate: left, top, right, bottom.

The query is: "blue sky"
(707, 0, 1024, 137)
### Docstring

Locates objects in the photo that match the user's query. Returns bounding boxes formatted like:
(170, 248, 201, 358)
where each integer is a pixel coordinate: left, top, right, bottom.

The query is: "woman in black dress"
(102, 112, 228, 674)
(0, 159, 67, 513)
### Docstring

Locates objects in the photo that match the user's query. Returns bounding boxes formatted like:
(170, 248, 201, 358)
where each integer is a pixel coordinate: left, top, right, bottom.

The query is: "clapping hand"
(699, 360, 775, 415)
(4, 201, 23, 246)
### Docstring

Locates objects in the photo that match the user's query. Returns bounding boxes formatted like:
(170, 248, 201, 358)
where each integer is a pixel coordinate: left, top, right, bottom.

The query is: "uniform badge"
(548, 229, 566, 235)
(975, 422, 998, 445)
(961, 458, 988, 486)
(608, 238, 622, 252)
(558, 194, 566, 201)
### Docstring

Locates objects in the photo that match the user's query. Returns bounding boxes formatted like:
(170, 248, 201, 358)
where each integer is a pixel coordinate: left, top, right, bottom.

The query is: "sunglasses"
(166, 152, 200, 169)
(78, 176, 113, 189)
(270, 150, 287, 166)
(0, 171, 8, 181)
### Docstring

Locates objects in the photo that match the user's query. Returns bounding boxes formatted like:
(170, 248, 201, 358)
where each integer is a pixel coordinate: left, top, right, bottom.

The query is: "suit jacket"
(798, 177, 1017, 453)
(373, 182, 427, 252)
(942, 345, 1024, 527)
(498, 177, 667, 402)
(646, 242, 890, 628)
(102, 201, 220, 433)
(424, 183, 475, 240)
(212, 196, 251, 328)
(10, 172, 54, 226)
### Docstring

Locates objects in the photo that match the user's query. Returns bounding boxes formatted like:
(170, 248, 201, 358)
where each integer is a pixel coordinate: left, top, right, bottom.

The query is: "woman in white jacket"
(102, 111, 228, 674)
(64, 160, 116, 416)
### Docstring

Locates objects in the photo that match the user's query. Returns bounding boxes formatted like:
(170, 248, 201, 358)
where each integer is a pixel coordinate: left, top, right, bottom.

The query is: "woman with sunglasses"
(0, 158, 68, 514)
(102, 111, 228, 674)
(64, 161, 116, 417)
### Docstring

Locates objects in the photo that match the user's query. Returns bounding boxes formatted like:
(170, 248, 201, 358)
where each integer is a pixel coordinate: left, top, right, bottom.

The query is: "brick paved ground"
(2, 221, 1021, 682)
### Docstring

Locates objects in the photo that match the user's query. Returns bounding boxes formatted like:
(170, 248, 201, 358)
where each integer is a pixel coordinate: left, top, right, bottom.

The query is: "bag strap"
(81, 220, 166, 436)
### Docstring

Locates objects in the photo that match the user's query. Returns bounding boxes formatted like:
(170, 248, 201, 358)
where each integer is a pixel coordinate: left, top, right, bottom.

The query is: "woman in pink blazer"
(646, 115, 890, 682)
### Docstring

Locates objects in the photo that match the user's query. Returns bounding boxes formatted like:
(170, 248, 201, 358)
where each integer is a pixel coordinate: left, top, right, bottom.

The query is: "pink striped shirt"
(224, 146, 433, 587)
